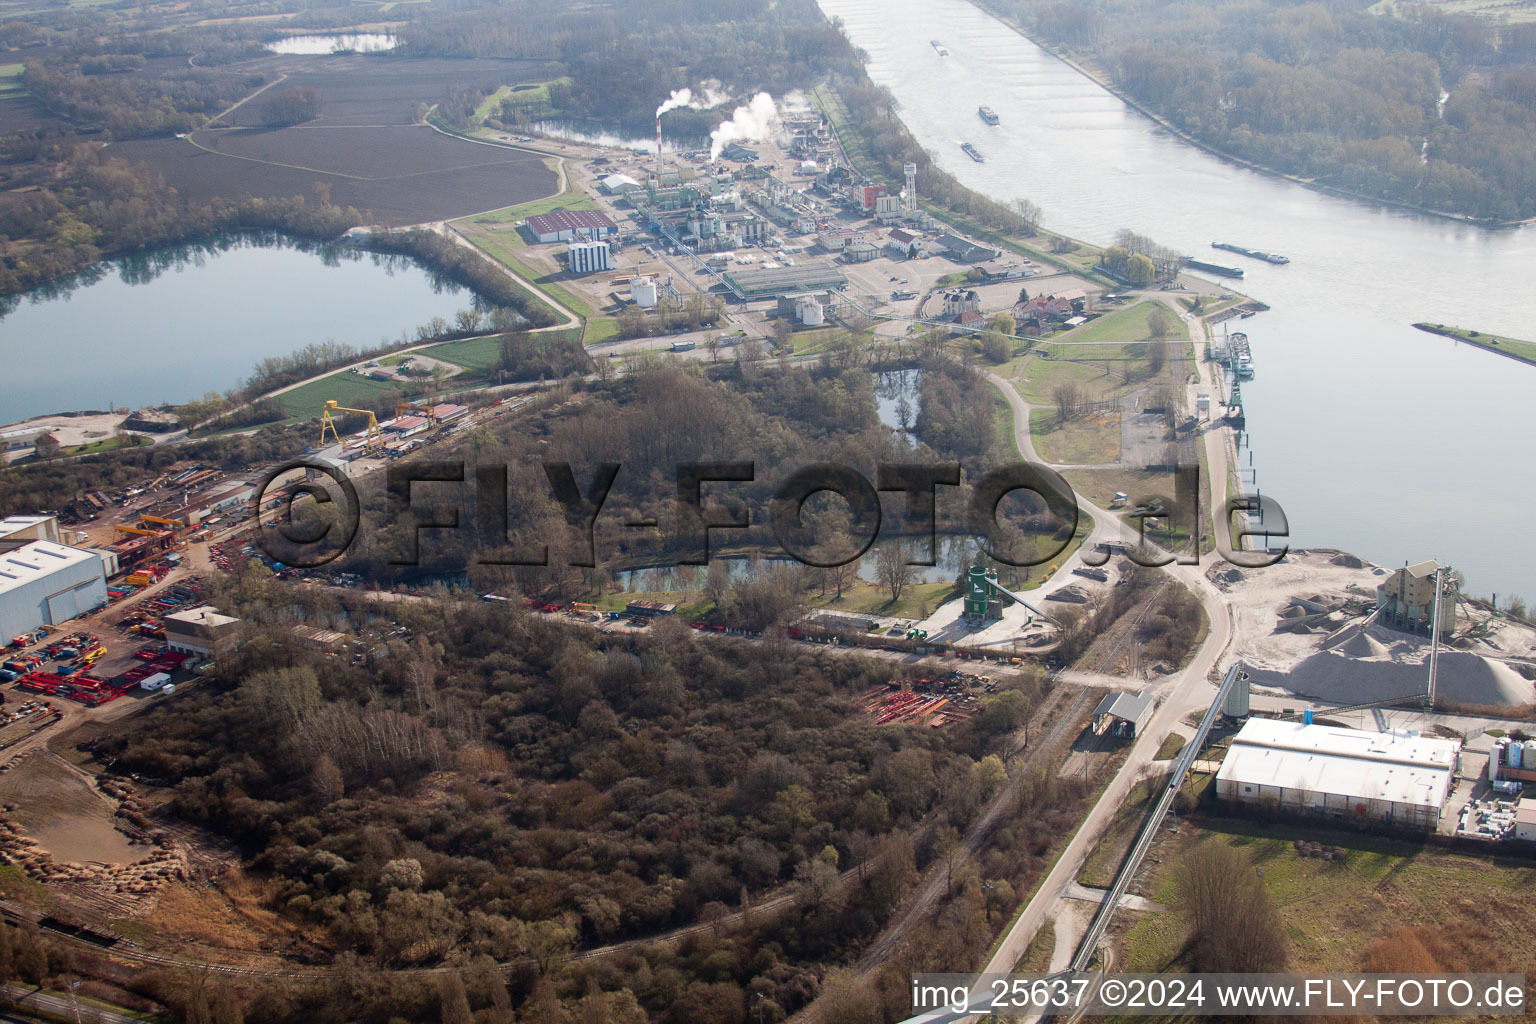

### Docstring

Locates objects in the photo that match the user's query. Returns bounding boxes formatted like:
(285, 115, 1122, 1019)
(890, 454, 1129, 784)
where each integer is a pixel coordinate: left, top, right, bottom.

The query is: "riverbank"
(965, 0, 1527, 230)
(1412, 323, 1536, 369)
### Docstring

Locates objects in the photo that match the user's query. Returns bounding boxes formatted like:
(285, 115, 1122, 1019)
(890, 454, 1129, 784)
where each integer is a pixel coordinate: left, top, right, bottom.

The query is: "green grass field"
(462, 187, 596, 226)
(451, 218, 596, 323)
(1413, 322, 1536, 368)
(274, 371, 409, 423)
(1029, 406, 1120, 465)
(0, 62, 24, 97)
(1117, 815, 1536, 974)
(421, 325, 584, 372)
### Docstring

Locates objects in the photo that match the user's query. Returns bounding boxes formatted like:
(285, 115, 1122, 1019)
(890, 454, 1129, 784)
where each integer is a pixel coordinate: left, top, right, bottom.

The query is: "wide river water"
(0, 238, 474, 424)
(820, 0, 1536, 605)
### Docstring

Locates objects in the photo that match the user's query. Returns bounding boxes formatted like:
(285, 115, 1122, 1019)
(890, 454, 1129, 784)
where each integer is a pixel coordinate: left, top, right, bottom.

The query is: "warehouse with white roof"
(0, 540, 108, 641)
(1216, 718, 1461, 830)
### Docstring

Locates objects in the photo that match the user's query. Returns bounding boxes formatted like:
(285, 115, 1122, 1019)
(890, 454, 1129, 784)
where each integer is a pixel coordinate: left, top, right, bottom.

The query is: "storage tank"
(1525, 739, 1536, 766)
(1489, 745, 1500, 782)
(1222, 671, 1250, 718)
(1509, 740, 1524, 768)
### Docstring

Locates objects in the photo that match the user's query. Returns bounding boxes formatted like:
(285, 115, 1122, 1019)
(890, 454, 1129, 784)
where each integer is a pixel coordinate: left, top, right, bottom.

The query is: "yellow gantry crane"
(319, 400, 383, 450)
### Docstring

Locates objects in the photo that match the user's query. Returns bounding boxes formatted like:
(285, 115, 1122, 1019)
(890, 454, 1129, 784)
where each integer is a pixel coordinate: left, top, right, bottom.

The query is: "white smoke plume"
(656, 81, 731, 118)
(710, 92, 779, 161)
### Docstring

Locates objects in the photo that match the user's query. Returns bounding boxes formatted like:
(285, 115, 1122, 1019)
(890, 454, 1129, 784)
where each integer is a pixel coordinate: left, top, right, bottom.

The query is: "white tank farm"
(1508, 740, 1524, 768)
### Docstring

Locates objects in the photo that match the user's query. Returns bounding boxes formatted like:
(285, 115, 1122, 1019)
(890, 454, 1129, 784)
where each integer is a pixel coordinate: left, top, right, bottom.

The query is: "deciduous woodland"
(987, 0, 1536, 221)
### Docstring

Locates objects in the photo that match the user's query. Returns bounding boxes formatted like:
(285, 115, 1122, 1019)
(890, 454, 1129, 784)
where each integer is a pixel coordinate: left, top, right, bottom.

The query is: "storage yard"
(860, 672, 990, 729)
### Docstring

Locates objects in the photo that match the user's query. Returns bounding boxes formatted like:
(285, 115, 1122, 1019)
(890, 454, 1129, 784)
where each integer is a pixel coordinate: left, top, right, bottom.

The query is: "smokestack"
(656, 117, 663, 177)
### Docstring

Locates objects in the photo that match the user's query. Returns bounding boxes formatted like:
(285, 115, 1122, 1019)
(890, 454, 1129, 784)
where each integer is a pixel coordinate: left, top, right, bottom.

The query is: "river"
(819, 0, 1536, 604)
(0, 237, 475, 423)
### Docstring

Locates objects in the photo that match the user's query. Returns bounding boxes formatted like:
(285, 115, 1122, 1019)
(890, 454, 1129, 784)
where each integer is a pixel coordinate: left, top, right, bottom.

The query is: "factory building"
(0, 425, 58, 452)
(525, 209, 618, 243)
(164, 605, 241, 658)
(1517, 799, 1536, 842)
(1092, 691, 1154, 739)
(1216, 719, 1461, 831)
(1376, 559, 1455, 639)
(721, 264, 848, 301)
(0, 540, 109, 641)
(566, 240, 612, 275)
(0, 515, 62, 550)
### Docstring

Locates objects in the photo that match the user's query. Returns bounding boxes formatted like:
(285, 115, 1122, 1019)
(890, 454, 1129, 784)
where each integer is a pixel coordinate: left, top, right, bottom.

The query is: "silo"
(1222, 671, 1251, 718)
(1488, 745, 1500, 782)
(1509, 741, 1524, 769)
(1525, 739, 1536, 768)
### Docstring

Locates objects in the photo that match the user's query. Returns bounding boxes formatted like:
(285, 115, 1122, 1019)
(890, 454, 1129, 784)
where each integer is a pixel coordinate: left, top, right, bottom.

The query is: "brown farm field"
(219, 54, 552, 128)
(88, 55, 563, 226)
(110, 125, 557, 225)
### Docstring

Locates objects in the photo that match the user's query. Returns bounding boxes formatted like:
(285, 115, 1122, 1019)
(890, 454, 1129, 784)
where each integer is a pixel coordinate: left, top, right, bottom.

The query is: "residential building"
(941, 289, 980, 317)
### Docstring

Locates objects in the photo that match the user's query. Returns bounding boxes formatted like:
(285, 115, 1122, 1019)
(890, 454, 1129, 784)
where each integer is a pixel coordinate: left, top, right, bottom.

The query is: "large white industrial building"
(1216, 719, 1461, 831)
(566, 240, 612, 275)
(0, 540, 109, 641)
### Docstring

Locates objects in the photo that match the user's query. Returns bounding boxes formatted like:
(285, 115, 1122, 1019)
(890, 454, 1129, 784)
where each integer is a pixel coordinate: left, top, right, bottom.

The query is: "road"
(1, 983, 140, 1024)
(969, 324, 1239, 985)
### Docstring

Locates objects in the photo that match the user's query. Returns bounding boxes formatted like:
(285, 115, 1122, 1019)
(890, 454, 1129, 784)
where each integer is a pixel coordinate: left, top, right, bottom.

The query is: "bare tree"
(1051, 380, 1085, 422)
(1175, 844, 1288, 972)
(875, 543, 918, 604)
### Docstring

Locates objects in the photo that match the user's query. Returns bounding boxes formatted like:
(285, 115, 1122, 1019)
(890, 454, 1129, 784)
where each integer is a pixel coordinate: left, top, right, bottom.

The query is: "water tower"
(904, 162, 918, 213)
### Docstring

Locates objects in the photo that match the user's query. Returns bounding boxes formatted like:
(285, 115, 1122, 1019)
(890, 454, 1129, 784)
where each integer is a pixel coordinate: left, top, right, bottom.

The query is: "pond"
(0, 236, 476, 421)
(267, 33, 397, 55)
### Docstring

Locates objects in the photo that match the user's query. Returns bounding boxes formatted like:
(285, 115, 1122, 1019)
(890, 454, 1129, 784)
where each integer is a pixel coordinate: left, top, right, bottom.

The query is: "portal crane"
(394, 402, 437, 425)
(319, 401, 383, 449)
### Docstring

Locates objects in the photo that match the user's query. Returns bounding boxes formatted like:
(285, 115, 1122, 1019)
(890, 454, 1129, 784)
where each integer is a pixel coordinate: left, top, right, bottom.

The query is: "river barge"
(961, 141, 985, 162)
(1183, 257, 1244, 279)
(1213, 241, 1290, 265)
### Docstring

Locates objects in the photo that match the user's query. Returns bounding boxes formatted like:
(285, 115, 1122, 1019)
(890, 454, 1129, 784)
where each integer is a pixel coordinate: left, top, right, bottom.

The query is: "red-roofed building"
(526, 209, 618, 243)
(388, 415, 429, 437)
(432, 404, 468, 422)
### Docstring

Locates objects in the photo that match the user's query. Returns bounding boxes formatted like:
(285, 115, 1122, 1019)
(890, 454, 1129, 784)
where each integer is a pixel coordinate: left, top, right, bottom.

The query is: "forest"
(68, 567, 1086, 1024)
(402, 0, 863, 135)
(991, 0, 1536, 221)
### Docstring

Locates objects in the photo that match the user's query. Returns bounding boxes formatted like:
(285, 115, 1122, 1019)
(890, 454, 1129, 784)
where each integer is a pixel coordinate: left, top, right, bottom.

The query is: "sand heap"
(1247, 623, 1535, 707)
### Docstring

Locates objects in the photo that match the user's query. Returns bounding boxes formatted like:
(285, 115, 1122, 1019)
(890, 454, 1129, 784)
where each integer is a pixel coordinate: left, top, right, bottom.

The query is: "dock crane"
(319, 401, 383, 450)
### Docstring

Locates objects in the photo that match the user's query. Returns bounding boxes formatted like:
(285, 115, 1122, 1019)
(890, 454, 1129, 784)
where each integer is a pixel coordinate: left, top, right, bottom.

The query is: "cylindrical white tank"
(1509, 741, 1524, 768)
(1525, 739, 1536, 766)
(1489, 744, 1502, 782)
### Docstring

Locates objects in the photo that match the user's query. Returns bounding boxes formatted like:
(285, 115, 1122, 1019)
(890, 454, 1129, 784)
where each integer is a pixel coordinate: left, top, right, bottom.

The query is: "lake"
(0, 237, 475, 422)
(819, 0, 1536, 604)
(267, 33, 397, 55)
